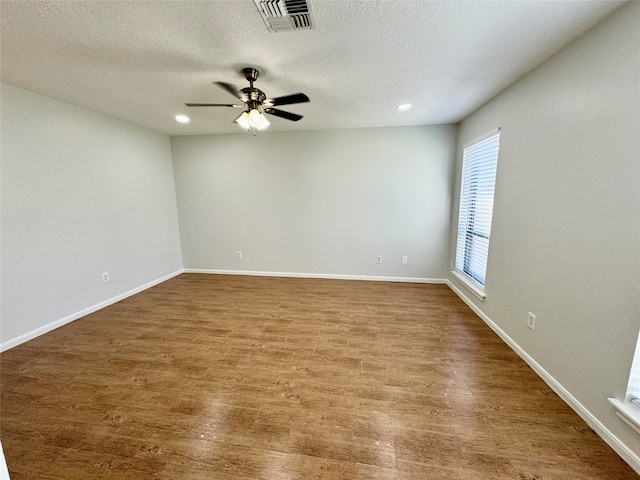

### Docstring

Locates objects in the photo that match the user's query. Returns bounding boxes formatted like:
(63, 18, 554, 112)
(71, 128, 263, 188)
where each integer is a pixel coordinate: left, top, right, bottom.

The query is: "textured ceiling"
(0, 1, 625, 136)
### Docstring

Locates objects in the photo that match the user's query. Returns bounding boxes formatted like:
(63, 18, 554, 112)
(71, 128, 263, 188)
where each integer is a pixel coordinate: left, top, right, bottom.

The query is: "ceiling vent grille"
(254, 0, 316, 32)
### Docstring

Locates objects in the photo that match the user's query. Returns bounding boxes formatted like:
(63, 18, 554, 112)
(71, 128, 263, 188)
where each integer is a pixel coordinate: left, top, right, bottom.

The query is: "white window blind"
(455, 129, 500, 291)
(608, 332, 640, 435)
(626, 334, 640, 405)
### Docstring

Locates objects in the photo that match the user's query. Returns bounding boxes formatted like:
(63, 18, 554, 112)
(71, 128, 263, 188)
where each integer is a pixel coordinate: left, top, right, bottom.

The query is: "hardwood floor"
(1, 273, 636, 479)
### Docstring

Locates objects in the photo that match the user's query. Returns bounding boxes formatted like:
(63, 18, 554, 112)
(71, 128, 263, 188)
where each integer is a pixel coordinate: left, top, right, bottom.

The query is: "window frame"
(609, 333, 640, 435)
(453, 128, 501, 300)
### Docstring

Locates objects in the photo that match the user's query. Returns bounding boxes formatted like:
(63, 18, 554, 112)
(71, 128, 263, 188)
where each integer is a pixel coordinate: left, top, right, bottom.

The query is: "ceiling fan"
(186, 67, 310, 132)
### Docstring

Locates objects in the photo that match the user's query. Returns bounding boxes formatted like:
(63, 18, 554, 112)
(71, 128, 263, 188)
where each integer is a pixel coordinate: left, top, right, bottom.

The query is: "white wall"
(449, 1, 640, 462)
(172, 125, 457, 280)
(1, 83, 183, 347)
(0, 441, 8, 480)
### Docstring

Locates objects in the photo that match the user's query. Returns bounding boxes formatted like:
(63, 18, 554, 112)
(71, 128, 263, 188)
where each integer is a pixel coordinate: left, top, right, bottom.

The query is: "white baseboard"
(0, 269, 184, 352)
(446, 280, 640, 475)
(183, 268, 447, 284)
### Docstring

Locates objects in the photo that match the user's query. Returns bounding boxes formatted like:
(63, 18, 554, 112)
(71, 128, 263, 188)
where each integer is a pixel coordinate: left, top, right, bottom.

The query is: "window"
(609, 333, 640, 434)
(454, 128, 500, 299)
(625, 335, 640, 404)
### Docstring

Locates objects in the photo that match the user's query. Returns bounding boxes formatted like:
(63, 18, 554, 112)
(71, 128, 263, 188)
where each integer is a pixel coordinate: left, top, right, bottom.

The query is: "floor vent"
(254, 0, 316, 32)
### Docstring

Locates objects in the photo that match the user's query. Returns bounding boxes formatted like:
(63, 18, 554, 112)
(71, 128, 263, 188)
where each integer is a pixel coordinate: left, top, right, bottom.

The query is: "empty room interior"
(1, 1, 639, 479)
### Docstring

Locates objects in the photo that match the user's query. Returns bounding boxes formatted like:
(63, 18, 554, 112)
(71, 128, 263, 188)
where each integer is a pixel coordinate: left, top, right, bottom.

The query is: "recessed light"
(175, 114, 190, 123)
(397, 104, 412, 112)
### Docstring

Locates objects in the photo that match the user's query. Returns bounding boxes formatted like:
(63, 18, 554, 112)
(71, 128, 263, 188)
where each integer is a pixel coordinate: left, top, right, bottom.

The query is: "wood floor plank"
(1, 273, 636, 479)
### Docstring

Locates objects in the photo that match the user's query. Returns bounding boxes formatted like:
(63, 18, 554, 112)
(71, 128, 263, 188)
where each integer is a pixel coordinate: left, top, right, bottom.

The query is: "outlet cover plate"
(527, 312, 536, 331)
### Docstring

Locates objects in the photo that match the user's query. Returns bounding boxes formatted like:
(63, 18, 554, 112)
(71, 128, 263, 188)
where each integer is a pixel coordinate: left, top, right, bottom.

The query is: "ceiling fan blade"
(185, 103, 243, 107)
(214, 81, 243, 100)
(264, 108, 303, 122)
(265, 93, 310, 107)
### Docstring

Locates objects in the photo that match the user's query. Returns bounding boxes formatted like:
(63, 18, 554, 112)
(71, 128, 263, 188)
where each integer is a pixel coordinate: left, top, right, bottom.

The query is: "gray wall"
(171, 125, 457, 280)
(1, 83, 183, 345)
(449, 2, 639, 457)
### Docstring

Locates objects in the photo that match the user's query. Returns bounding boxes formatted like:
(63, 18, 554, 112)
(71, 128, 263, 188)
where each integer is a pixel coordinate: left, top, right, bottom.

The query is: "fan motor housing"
(240, 87, 266, 104)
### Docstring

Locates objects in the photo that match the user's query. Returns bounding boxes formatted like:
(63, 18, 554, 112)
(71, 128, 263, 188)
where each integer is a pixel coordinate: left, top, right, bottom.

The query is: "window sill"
(609, 398, 640, 435)
(451, 270, 486, 301)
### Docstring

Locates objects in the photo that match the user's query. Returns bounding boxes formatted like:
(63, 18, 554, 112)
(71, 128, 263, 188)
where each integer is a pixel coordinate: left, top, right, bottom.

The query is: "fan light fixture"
(236, 109, 270, 131)
(236, 112, 250, 130)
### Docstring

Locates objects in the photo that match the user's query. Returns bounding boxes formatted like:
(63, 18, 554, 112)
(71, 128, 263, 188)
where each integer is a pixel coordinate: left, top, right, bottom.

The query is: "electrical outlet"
(450, 260, 454, 270)
(101, 272, 110, 284)
(376, 255, 382, 264)
(527, 312, 536, 331)
(236, 251, 242, 259)
(401, 256, 408, 265)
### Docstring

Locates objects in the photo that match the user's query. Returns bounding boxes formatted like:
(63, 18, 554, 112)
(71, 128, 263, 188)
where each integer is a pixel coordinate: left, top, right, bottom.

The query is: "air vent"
(254, 0, 316, 32)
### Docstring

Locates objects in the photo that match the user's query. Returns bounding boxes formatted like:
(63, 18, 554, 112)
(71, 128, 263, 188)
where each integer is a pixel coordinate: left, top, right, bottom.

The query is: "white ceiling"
(0, 1, 625, 136)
